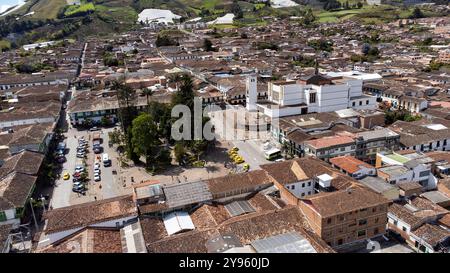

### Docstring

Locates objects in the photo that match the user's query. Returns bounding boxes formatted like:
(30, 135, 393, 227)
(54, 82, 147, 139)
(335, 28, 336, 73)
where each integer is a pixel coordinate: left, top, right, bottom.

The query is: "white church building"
(246, 73, 377, 118)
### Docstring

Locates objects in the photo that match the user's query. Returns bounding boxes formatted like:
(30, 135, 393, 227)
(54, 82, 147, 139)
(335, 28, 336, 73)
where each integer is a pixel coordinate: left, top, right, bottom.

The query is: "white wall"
(4, 209, 15, 220)
(0, 117, 56, 129)
(285, 180, 315, 198)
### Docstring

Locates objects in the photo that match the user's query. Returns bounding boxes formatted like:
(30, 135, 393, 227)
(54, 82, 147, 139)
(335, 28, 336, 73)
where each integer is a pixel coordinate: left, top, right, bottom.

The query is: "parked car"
(94, 174, 101, 182)
(63, 172, 70, 180)
(94, 169, 101, 175)
(56, 156, 66, 163)
(93, 147, 102, 154)
(76, 152, 85, 158)
(73, 181, 83, 187)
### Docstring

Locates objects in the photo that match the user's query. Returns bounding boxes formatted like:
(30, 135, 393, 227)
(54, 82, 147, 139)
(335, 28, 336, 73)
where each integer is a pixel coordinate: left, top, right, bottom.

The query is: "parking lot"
(50, 121, 131, 209)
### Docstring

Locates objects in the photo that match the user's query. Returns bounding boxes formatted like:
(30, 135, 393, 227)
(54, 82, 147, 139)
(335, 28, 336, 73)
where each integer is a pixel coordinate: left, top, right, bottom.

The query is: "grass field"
(315, 8, 367, 23)
(314, 4, 422, 24)
(0, 39, 11, 51)
(29, 0, 67, 19)
(64, 2, 95, 17)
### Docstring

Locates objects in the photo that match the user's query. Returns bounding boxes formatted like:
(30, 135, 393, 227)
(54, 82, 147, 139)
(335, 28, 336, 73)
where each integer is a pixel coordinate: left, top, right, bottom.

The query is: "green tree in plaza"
(171, 74, 212, 161)
(174, 142, 186, 165)
(131, 113, 161, 168)
(168, 72, 183, 91)
(171, 74, 195, 110)
(114, 80, 139, 161)
(142, 87, 154, 112)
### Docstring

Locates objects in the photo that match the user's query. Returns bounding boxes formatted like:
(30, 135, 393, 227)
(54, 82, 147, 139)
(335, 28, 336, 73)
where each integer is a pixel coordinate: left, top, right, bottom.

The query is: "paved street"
(207, 105, 276, 170)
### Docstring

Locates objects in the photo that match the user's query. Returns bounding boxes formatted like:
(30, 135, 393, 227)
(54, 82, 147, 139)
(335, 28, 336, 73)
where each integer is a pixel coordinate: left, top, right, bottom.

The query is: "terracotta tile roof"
(303, 187, 390, 218)
(0, 172, 37, 211)
(138, 217, 168, 246)
(411, 224, 450, 247)
(398, 182, 422, 191)
(329, 156, 374, 174)
(147, 229, 216, 253)
(260, 157, 334, 186)
(38, 228, 122, 253)
(248, 192, 279, 211)
(438, 214, 450, 228)
(138, 202, 168, 214)
(144, 206, 334, 253)
(389, 197, 448, 228)
(206, 170, 274, 196)
(389, 203, 424, 228)
(304, 135, 355, 150)
(44, 195, 137, 234)
(410, 196, 448, 215)
(0, 150, 44, 179)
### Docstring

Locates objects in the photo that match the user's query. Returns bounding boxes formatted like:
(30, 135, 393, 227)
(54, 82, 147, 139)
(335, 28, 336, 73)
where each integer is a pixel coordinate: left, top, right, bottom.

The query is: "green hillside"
(0, 0, 448, 48)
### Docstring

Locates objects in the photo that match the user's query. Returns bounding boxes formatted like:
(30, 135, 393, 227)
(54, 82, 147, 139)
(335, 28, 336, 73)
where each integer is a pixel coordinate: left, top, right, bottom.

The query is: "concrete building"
(253, 74, 376, 118)
(376, 151, 438, 190)
(299, 187, 390, 249)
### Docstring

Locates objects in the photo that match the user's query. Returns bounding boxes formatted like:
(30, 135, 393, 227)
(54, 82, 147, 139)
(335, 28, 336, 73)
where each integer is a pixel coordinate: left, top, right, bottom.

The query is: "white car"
(94, 174, 101, 182)
(94, 169, 101, 175)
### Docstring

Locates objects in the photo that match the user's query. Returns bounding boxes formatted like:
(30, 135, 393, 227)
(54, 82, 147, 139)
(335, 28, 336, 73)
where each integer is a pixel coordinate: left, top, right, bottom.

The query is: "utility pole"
(29, 198, 38, 231)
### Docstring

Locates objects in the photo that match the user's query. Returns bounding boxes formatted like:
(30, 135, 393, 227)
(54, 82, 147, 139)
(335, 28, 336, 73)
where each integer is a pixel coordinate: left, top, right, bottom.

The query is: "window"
(375, 217, 379, 224)
(357, 230, 366, 237)
(302, 183, 305, 188)
(393, 220, 398, 226)
(402, 226, 407, 232)
(301, 192, 305, 197)
(340, 147, 345, 151)
(360, 208, 367, 212)
(291, 185, 295, 190)
(308, 182, 311, 186)
(0, 211, 6, 222)
(359, 101, 362, 106)
(419, 170, 430, 177)
(359, 219, 367, 226)
(309, 92, 316, 104)
(327, 218, 332, 224)
(339, 215, 345, 221)
(372, 207, 376, 213)
(338, 239, 344, 245)
(352, 101, 356, 107)
(374, 228, 379, 235)
(308, 191, 311, 195)
(419, 179, 428, 187)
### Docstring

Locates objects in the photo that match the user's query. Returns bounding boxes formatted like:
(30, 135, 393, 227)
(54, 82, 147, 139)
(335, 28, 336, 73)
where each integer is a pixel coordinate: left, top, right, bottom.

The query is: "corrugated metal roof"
(163, 211, 195, 236)
(251, 232, 317, 253)
(163, 181, 213, 208)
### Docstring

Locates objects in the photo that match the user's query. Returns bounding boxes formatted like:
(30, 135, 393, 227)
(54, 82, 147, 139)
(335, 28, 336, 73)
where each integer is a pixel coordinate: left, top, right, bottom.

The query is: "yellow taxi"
(63, 172, 70, 180)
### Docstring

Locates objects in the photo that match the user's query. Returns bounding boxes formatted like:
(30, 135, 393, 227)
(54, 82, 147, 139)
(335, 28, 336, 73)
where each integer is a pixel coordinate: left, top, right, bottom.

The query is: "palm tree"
(168, 73, 183, 91)
(142, 88, 153, 113)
